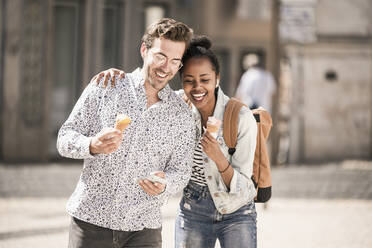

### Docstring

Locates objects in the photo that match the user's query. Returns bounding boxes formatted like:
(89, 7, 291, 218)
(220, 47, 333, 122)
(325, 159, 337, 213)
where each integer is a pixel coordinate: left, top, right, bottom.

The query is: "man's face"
(141, 38, 186, 91)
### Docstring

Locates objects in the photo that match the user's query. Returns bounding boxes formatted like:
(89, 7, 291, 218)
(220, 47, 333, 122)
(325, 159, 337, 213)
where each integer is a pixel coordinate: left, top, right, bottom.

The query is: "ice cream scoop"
(115, 114, 131, 132)
(206, 116, 221, 138)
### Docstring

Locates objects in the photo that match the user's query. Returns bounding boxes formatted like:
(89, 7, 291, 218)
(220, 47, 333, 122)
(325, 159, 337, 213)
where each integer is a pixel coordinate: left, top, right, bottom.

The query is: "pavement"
(0, 160, 372, 248)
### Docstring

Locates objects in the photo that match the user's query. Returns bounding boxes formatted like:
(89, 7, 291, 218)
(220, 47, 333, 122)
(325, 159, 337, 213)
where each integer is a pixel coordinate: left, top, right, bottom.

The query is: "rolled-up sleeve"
(219, 107, 257, 194)
(56, 83, 99, 159)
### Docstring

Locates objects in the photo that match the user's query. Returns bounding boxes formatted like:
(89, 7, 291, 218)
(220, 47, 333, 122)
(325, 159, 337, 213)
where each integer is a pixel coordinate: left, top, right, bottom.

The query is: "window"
(50, 0, 84, 157)
(0, 0, 5, 160)
(102, 0, 124, 69)
(236, 0, 272, 20)
(214, 49, 231, 96)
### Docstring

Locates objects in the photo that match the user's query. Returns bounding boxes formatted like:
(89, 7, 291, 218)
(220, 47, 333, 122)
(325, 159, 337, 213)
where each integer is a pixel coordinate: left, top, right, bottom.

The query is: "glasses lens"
(154, 54, 166, 65)
(152, 51, 182, 70)
(170, 60, 182, 70)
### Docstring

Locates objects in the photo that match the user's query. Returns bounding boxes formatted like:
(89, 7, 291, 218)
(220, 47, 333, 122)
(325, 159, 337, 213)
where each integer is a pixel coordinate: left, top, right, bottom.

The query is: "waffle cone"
(206, 116, 221, 134)
(207, 124, 219, 133)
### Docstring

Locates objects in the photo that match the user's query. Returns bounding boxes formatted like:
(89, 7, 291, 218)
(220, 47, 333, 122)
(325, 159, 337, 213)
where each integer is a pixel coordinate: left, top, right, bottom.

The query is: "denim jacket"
(192, 88, 257, 214)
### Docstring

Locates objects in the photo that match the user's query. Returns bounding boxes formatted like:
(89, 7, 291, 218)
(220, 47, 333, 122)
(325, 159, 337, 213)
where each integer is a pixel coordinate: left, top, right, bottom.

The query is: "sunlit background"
(1, 0, 371, 164)
(0, 0, 371, 247)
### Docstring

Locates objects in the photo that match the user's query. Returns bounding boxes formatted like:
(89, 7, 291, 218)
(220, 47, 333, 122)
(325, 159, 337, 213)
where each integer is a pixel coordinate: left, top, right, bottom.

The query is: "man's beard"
(146, 66, 173, 91)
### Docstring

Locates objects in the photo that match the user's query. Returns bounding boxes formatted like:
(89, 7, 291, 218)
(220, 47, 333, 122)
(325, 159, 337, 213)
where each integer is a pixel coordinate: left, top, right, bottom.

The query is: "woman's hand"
(201, 131, 233, 188)
(200, 131, 225, 163)
(90, 68, 125, 88)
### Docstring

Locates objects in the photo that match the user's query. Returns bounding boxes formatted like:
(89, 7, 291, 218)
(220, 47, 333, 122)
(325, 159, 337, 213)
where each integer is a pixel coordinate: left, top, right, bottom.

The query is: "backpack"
(223, 98, 273, 203)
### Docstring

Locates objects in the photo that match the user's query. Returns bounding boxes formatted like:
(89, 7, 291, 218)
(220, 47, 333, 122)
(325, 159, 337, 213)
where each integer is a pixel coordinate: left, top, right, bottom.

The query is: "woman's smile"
(191, 91, 207, 102)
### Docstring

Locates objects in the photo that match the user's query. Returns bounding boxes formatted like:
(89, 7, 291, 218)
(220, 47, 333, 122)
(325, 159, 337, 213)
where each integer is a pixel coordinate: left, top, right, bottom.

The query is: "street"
(1, 161, 372, 248)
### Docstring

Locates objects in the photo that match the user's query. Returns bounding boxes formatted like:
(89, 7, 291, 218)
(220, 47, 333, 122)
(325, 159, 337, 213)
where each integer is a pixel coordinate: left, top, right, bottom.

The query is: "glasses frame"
(148, 50, 183, 70)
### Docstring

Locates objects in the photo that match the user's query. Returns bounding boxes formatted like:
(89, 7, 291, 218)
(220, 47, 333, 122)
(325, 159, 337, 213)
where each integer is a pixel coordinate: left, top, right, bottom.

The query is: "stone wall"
(302, 44, 371, 161)
(286, 0, 372, 162)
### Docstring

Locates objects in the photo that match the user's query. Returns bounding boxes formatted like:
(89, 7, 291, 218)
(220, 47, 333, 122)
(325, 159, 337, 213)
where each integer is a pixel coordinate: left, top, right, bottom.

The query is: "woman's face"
(182, 57, 219, 111)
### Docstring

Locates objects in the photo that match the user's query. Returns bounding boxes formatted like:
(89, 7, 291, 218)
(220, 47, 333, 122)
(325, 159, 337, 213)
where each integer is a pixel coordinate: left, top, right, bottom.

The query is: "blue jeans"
(175, 182, 257, 248)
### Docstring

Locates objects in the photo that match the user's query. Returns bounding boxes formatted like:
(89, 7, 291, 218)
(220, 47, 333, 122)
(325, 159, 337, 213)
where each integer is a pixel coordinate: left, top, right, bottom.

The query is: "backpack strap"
(253, 108, 272, 139)
(223, 98, 246, 155)
(251, 107, 273, 202)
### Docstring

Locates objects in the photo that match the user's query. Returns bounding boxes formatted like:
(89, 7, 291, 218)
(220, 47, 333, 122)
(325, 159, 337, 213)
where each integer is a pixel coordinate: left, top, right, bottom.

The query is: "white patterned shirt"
(57, 68, 195, 231)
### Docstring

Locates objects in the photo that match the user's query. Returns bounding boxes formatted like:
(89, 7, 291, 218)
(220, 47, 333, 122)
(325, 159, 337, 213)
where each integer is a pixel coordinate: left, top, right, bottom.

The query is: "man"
(235, 53, 276, 114)
(57, 18, 194, 248)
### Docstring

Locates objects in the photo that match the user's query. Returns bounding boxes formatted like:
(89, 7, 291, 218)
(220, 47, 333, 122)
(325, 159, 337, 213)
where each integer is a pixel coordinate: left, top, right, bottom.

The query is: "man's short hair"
(243, 53, 260, 70)
(142, 18, 193, 49)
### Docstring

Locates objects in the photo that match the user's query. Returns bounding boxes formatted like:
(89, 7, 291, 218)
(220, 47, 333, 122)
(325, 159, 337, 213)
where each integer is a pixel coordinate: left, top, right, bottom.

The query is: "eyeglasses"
(149, 50, 183, 70)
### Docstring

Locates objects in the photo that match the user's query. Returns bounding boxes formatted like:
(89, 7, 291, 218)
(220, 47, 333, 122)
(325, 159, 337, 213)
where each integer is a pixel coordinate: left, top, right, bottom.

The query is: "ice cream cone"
(206, 116, 221, 138)
(115, 114, 131, 132)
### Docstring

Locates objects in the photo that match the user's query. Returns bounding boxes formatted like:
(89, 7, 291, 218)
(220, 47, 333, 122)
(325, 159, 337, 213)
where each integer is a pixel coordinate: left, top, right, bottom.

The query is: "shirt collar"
(132, 68, 144, 88)
(157, 84, 171, 101)
(132, 68, 171, 101)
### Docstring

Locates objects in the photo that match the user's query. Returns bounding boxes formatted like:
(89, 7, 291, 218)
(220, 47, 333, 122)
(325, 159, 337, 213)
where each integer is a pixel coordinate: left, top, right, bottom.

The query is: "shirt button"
(214, 193, 220, 197)
(204, 158, 209, 163)
(207, 176, 212, 180)
(221, 208, 227, 214)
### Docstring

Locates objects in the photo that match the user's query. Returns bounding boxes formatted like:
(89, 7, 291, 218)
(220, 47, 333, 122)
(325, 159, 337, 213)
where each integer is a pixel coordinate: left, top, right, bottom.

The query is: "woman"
(92, 36, 258, 248)
(175, 36, 258, 248)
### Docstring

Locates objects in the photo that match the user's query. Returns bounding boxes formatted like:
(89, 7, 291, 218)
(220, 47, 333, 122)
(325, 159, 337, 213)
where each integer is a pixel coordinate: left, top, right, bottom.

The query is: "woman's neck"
(199, 97, 216, 127)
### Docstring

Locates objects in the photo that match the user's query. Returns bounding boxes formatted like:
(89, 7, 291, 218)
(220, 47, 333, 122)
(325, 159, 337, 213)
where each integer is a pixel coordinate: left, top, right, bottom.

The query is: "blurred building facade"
(1, 0, 371, 163)
(0, 0, 278, 162)
(279, 0, 372, 163)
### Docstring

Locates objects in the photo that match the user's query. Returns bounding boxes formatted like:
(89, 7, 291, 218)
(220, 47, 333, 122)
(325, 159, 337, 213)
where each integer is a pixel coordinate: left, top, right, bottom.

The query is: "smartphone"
(143, 174, 167, 185)
(137, 172, 167, 185)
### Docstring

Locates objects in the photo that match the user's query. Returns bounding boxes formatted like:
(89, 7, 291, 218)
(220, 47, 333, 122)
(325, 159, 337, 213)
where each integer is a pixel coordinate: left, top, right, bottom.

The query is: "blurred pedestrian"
(236, 53, 276, 114)
(57, 18, 194, 248)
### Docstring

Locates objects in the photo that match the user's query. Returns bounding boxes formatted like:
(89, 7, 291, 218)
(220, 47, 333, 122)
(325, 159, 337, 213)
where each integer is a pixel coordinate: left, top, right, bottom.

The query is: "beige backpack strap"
(252, 107, 273, 191)
(223, 98, 246, 155)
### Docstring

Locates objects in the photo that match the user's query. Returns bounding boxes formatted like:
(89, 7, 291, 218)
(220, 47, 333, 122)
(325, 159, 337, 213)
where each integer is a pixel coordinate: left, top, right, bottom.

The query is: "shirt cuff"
(82, 136, 96, 159)
(218, 169, 239, 194)
(156, 184, 169, 204)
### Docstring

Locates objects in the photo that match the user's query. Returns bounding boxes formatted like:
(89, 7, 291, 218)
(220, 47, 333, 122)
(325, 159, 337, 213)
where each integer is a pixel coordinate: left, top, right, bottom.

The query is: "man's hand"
(90, 128, 123, 155)
(138, 171, 166, 196)
(90, 68, 125, 88)
(182, 93, 192, 109)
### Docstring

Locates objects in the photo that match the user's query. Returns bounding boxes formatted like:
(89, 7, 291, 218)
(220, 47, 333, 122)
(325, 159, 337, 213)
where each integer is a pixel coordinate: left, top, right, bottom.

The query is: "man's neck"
(144, 81, 161, 108)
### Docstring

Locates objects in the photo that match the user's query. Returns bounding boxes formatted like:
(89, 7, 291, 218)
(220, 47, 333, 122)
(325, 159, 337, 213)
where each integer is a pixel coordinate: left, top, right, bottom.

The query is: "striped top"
(190, 140, 208, 186)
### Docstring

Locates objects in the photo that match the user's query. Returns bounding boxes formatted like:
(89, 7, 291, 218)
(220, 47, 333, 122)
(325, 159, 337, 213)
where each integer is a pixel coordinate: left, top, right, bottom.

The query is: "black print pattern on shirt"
(57, 68, 195, 231)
